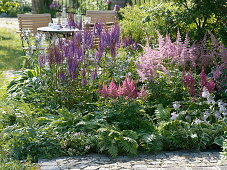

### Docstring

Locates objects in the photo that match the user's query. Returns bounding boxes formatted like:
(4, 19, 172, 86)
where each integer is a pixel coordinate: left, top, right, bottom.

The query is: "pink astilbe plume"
(182, 71, 196, 96)
(119, 76, 138, 99)
(206, 78, 215, 93)
(199, 67, 215, 93)
(200, 67, 207, 88)
(98, 83, 109, 98)
(98, 77, 147, 100)
(108, 80, 118, 98)
(138, 86, 148, 99)
(138, 31, 199, 81)
(137, 42, 168, 81)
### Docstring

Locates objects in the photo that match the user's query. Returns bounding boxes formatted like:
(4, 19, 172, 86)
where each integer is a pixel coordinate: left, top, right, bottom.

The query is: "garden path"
(38, 151, 227, 170)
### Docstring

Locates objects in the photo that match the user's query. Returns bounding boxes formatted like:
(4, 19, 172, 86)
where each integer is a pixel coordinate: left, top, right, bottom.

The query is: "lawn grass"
(0, 28, 24, 71)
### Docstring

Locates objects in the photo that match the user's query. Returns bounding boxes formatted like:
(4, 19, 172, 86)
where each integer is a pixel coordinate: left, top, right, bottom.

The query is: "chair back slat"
(17, 14, 51, 34)
(86, 10, 117, 24)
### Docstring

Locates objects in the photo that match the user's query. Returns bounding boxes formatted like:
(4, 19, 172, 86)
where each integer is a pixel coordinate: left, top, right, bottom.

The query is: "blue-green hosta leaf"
(214, 136, 225, 146)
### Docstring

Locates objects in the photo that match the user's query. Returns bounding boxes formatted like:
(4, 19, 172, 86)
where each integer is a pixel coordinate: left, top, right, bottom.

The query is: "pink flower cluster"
(98, 77, 148, 100)
(182, 67, 216, 97)
(137, 41, 168, 81)
(200, 67, 215, 93)
(137, 30, 196, 81)
(137, 31, 226, 82)
(182, 71, 196, 96)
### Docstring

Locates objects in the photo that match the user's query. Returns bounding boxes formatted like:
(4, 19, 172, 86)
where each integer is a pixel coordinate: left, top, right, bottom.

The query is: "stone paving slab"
(38, 151, 227, 170)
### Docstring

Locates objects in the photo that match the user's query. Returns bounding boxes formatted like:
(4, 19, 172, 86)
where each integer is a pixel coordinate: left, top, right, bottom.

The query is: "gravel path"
(0, 17, 19, 29)
(38, 151, 227, 170)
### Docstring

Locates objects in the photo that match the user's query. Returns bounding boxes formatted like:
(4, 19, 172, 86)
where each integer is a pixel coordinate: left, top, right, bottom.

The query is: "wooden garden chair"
(17, 14, 51, 49)
(85, 10, 117, 48)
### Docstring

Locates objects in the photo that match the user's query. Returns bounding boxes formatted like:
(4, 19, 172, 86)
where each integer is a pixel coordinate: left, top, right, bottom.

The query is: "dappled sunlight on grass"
(0, 28, 24, 71)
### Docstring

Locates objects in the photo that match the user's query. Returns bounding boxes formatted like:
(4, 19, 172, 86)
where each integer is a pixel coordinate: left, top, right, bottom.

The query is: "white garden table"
(37, 26, 80, 38)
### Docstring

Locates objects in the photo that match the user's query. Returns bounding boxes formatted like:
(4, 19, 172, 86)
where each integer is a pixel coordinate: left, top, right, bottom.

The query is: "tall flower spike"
(200, 67, 207, 88)
(101, 29, 111, 48)
(98, 83, 109, 98)
(73, 31, 83, 48)
(108, 80, 118, 98)
(38, 55, 46, 67)
(138, 86, 148, 99)
(110, 23, 120, 45)
(94, 23, 103, 37)
(68, 13, 76, 29)
(83, 26, 93, 49)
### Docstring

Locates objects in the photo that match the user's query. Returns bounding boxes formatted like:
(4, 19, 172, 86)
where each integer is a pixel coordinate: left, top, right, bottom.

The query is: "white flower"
(202, 87, 210, 98)
(173, 102, 181, 110)
(191, 134, 198, 138)
(218, 101, 227, 113)
(207, 96, 215, 105)
(170, 112, 178, 120)
(215, 111, 220, 119)
(203, 111, 210, 120)
(194, 118, 201, 124)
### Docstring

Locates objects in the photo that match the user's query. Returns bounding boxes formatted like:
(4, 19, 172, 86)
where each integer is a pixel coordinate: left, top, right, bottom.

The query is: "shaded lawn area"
(0, 28, 24, 71)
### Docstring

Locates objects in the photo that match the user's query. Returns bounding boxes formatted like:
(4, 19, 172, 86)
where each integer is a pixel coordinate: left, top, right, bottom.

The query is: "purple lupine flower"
(82, 78, 87, 86)
(101, 29, 111, 48)
(110, 23, 120, 45)
(94, 23, 103, 36)
(83, 26, 93, 49)
(59, 72, 66, 81)
(91, 70, 97, 81)
(95, 49, 103, 63)
(110, 43, 117, 58)
(67, 57, 77, 79)
(68, 13, 76, 29)
(76, 18, 82, 30)
(81, 69, 87, 86)
(212, 65, 223, 81)
(38, 55, 46, 67)
(122, 35, 134, 48)
(75, 46, 84, 61)
(47, 45, 63, 66)
(73, 31, 83, 48)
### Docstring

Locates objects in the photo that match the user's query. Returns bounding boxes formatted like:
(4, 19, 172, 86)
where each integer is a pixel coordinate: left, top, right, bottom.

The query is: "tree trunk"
(32, 0, 51, 14)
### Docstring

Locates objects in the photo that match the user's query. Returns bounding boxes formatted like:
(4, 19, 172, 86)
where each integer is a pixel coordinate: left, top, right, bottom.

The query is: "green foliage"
(169, 0, 227, 42)
(119, 1, 183, 44)
(95, 127, 138, 157)
(0, 0, 31, 17)
(154, 104, 171, 123)
(0, 153, 35, 170)
(103, 99, 154, 131)
(147, 69, 188, 107)
(120, 0, 227, 44)
(158, 120, 198, 150)
(159, 120, 227, 151)
(60, 132, 92, 156)
(0, 1, 19, 15)
(222, 132, 227, 160)
(138, 132, 163, 152)
(81, 0, 109, 11)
